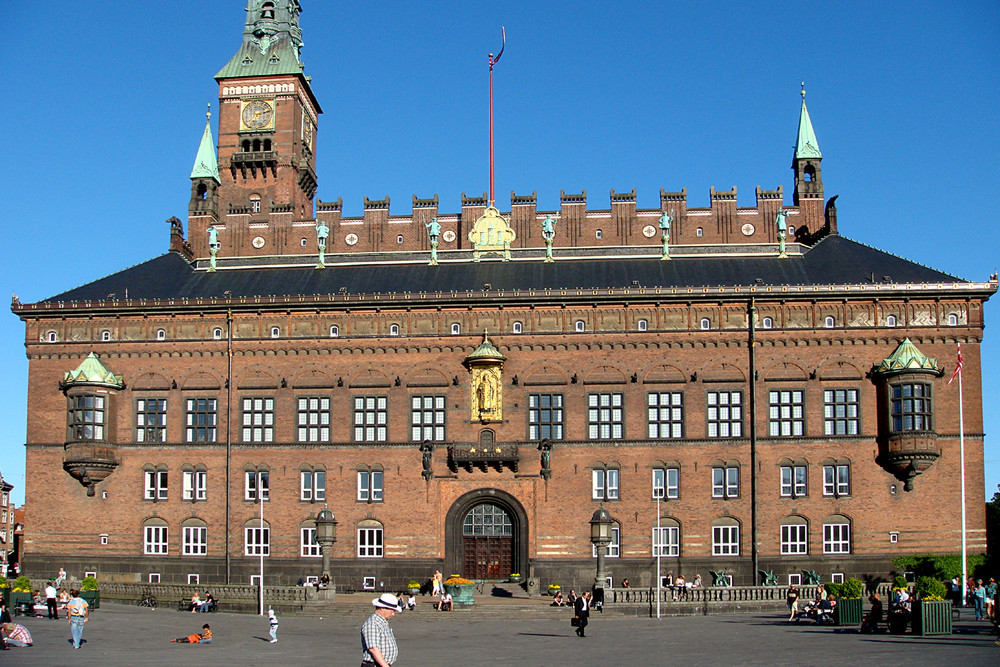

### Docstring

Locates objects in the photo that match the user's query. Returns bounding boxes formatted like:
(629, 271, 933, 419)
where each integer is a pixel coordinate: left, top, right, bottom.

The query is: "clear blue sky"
(4, 1, 999, 507)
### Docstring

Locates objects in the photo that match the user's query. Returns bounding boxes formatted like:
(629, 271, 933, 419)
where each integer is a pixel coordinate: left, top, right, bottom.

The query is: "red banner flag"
(948, 344, 963, 385)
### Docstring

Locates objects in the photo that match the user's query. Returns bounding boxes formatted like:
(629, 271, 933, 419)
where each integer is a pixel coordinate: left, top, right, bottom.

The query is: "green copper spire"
(191, 105, 220, 181)
(216, 0, 306, 80)
(794, 83, 822, 160)
(873, 338, 940, 376)
(62, 352, 124, 389)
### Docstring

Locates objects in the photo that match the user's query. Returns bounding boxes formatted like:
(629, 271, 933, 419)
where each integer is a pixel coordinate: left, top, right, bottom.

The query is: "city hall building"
(13, 1, 995, 590)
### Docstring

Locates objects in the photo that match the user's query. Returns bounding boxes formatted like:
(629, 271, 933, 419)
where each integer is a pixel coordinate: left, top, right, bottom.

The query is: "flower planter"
(443, 583, 475, 606)
(0, 588, 9, 609)
(834, 597, 863, 626)
(80, 589, 100, 610)
(912, 600, 951, 636)
(408, 587, 420, 596)
(547, 588, 560, 597)
(509, 575, 522, 584)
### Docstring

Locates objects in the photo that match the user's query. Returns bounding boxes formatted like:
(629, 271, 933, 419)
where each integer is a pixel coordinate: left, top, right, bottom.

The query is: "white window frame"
(156, 329, 166, 340)
(354, 396, 388, 442)
(389, 324, 400, 336)
(144, 525, 168, 555)
(575, 320, 586, 332)
(700, 318, 711, 330)
(358, 527, 384, 558)
(213, 327, 223, 340)
(300, 527, 321, 557)
(300, 470, 326, 502)
(779, 465, 807, 498)
(652, 525, 679, 557)
(637, 319, 648, 331)
(245, 470, 270, 501)
(592, 468, 620, 501)
(886, 314, 897, 327)
(182, 526, 207, 556)
(761, 317, 773, 329)
(824, 316, 835, 328)
(707, 391, 742, 438)
(768, 390, 805, 437)
(512, 321, 522, 334)
(101, 330, 111, 341)
(183, 470, 207, 501)
(652, 467, 679, 500)
(823, 523, 851, 554)
(241, 397, 274, 443)
(831, 572, 845, 583)
(330, 325, 339, 337)
(298, 396, 331, 443)
(712, 466, 739, 499)
(244, 526, 270, 556)
(823, 464, 850, 497)
(270, 326, 280, 338)
(780, 523, 808, 555)
(450, 323, 461, 335)
(144, 470, 168, 501)
(149, 573, 161, 583)
(188, 574, 200, 585)
(357, 470, 384, 502)
(788, 573, 802, 586)
(588, 392, 624, 440)
(592, 525, 620, 558)
(712, 525, 739, 556)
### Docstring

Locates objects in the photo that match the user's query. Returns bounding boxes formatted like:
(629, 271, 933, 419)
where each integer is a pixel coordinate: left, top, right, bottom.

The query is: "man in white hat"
(361, 593, 400, 667)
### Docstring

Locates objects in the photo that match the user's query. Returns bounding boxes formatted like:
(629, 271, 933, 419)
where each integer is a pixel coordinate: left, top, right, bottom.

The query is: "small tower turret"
(792, 83, 823, 205)
(190, 105, 221, 216)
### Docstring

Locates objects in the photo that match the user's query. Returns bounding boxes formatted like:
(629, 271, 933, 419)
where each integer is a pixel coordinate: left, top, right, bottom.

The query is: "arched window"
(47, 331, 57, 343)
(396, 235, 404, 245)
(886, 314, 897, 327)
(101, 330, 111, 342)
(156, 329, 166, 341)
(575, 320, 585, 332)
(947, 313, 958, 326)
(213, 328, 223, 340)
(244, 518, 270, 556)
(142, 519, 169, 555)
(700, 318, 711, 330)
(181, 518, 208, 556)
(596, 229, 603, 239)
(512, 321, 522, 334)
(389, 324, 399, 336)
(761, 317, 773, 329)
(197, 183, 208, 201)
(450, 323, 460, 335)
(330, 325, 339, 338)
(804, 165, 816, 182)
(262, 139, 272, 151)
(780, 515, 808, 555)
(637, 319, 648, 331)
(252, 138, 262, 152)
(250, 194, 261, 214)
(270, 326, 280, 339)
(300, 238, 307, 247)
(824, 316, 835, 328)
(822, 514, 851, 554)
(241, 139, 251, 152)
(711, 517, 740, 557)
(696, 227, 703, 237)
(652, 517, 680, 557)
(357, 519, 384, 558)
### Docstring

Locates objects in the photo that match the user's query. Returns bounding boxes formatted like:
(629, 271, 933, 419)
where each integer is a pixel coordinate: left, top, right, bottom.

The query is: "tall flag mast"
(489, 27, 505, 206)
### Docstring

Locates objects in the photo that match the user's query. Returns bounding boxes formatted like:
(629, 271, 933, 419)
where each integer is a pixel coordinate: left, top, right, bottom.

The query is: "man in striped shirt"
(361, 593, 400, 667)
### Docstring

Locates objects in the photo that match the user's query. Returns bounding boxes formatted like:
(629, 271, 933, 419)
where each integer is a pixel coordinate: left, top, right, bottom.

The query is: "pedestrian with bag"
(573, 591, 591, 637)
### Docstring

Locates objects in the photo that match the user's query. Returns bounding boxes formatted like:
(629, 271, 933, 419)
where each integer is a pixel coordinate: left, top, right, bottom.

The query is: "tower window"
(263, 139, 272, 151)
(197, 183, 208, 201)
(512, 321, 523, 334)
(637, 319, 648, 332)
(250, 195, 261, 214)
(696, 228, 704, 237)
(270, 326, 280, 339)
(397, 235, 404, 245)
(101, 330, 111, 342)
(804, 165, 816, 182)
(252, 139, 262, 152)
(596, 230, 603, 239)
(156, 329, 166, 341)
(261, 1, 275, 19)
(213, 328, 223, 340)
(575, 320, 585, 332)
(242, 140, 251, 152)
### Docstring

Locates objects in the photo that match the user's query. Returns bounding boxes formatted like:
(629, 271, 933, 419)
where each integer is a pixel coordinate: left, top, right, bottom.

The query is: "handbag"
(571, 617, 580, 627)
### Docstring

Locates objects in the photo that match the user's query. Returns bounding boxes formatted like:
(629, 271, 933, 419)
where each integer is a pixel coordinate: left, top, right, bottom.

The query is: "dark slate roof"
(40, 235, 961, 304)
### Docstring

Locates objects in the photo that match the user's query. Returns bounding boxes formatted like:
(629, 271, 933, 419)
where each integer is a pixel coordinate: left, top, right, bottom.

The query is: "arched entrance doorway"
(445, 489, 528, 581)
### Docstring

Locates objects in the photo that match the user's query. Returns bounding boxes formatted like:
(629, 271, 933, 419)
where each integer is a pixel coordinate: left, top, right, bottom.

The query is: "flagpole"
(488, 27, 505, 207)
(656, 492, 661, 620)
(959, 359, 967, 606)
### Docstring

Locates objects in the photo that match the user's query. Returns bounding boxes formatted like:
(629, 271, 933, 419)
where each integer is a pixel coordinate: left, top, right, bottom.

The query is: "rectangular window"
(68, 395, 105, 440)
(891, 383, 932, 432)
(707, 391, 742, 438)
(768, 390, 804, 437)
(652, 468, 679, 500)
(144, 525, 168, 555)
(652, 526, 680, 557)
(297, 397, 330, 443)
(823, 523, 851, 554)
(592, 525, 621, 558)
(183, 471, 207, 501)
(358, 471, 384, 502)
(185, 398, 217, 443)
(824, 389, 859, 435)
(149, 573, 161, 584)
(245, 471, 270, 501)
(244, 526, 270, 556)
(780, 524, 808, 554)
(588, 393, 624, 440)
(242, 397, 274, 442)
(353, 396, 388, 442)
(182, 526, 207, 556)
(358, 527, 384, 557)
(188, 574, 200, 585)
(136, 398, 167, 443)
(823, 465, 850, 497)
(411, 395, 446, 441)
(144, 470, 168, 501)
(647, 392, 684, 438)
(779, 465, 807, 498)
(712, 525, 740, 556)
(300, 470, 326, 502)
(300, 527, 321, 557)
(712, 466, 739, 499)
(528, 394, 564, 440)
(592, 469, 620, 501)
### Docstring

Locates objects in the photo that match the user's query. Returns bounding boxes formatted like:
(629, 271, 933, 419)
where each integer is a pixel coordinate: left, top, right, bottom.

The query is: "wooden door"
(462, 503, 513, 580)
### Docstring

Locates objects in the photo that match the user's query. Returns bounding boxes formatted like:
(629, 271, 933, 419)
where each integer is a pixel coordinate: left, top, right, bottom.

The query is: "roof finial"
(206, 103, 211, 121)
(800, 82, 806, 100)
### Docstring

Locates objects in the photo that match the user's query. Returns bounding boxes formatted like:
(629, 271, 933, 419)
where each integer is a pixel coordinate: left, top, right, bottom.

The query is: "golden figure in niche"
(472, 367, 503, 421)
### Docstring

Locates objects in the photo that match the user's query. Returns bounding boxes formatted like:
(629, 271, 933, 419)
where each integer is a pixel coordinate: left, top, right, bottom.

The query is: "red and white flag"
(948, 344, 963, 385)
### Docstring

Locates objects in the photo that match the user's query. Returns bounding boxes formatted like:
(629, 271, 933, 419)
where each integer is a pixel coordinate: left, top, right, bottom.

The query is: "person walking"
(268, 608, 278, 643)
(972, 580, 987, 620)
(66, 589, 89, 649)
(573, 591, 591, 637)
(786, 585, 800, 622)
(45, 582, 59, 620)
(361, 593, 400, 667)
(432, 570, 442, 597)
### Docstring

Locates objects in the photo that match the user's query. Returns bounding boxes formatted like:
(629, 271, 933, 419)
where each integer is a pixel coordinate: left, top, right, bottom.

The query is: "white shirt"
(45, 585, 57, 598)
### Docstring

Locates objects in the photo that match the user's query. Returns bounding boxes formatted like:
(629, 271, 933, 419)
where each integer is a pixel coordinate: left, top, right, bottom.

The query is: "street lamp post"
(589, 505, 613, 607)
(314, 506, 338, 587)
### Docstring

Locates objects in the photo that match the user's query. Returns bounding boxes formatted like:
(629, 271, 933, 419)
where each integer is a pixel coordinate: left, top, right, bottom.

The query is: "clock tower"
(188, 0, 321, 259)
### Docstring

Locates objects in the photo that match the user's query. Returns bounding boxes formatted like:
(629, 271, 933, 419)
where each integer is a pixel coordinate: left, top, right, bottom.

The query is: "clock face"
(241, 100, 274, 130)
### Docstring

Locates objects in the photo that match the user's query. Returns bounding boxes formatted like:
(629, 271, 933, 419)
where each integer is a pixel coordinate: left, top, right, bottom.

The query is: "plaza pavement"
(3, 601, 997, 666)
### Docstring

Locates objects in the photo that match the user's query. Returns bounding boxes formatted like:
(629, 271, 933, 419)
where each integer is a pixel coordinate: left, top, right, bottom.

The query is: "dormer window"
(156, 329, 166, 341)
(101, 330, 111, 342)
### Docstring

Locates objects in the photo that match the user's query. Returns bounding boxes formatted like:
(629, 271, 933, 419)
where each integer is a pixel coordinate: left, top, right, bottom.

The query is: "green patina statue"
(710, 570, 732, 587)
(759, 570, 779, 586)
(801, 569, 822, 585)
(658, 211, 672, 261)
(775, 209, 788, 258)
(316, 221, 329, 268)
(541, 215, 556, 262)
(426, 217, 441, 265)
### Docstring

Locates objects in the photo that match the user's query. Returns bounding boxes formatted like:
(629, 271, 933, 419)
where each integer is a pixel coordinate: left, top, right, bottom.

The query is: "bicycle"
(137, 591, 157, 609)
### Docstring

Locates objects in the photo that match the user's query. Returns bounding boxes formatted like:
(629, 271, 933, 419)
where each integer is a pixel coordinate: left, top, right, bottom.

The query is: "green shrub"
(892, 575, 908, 590)
(81, 576, 99, 591)
(0, 575, 8, 589)
(825, 577, 863, 599)
(892, 553, 986, 580)
(12, 576, 32, 593)
(914, 576, 947, 601)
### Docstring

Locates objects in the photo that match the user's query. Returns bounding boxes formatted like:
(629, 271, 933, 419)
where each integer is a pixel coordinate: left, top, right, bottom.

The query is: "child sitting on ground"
(171, 623, 212, 643)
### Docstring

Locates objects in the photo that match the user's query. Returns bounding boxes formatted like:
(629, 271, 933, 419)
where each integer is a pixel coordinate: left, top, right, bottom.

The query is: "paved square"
(3, 603, 996, 666)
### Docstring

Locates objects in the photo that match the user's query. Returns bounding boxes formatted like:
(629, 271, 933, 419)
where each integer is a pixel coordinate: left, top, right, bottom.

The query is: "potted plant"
(407, 580, 421, 595)
(443, 576, 475, 606)
(509, 572, 522, 583)
(827, 578, 864, 626)
(547, 583, 561, 597)
(11, 575, 32, 612)
(80, 575, 100, 610)
(911, 576, 951, 635)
